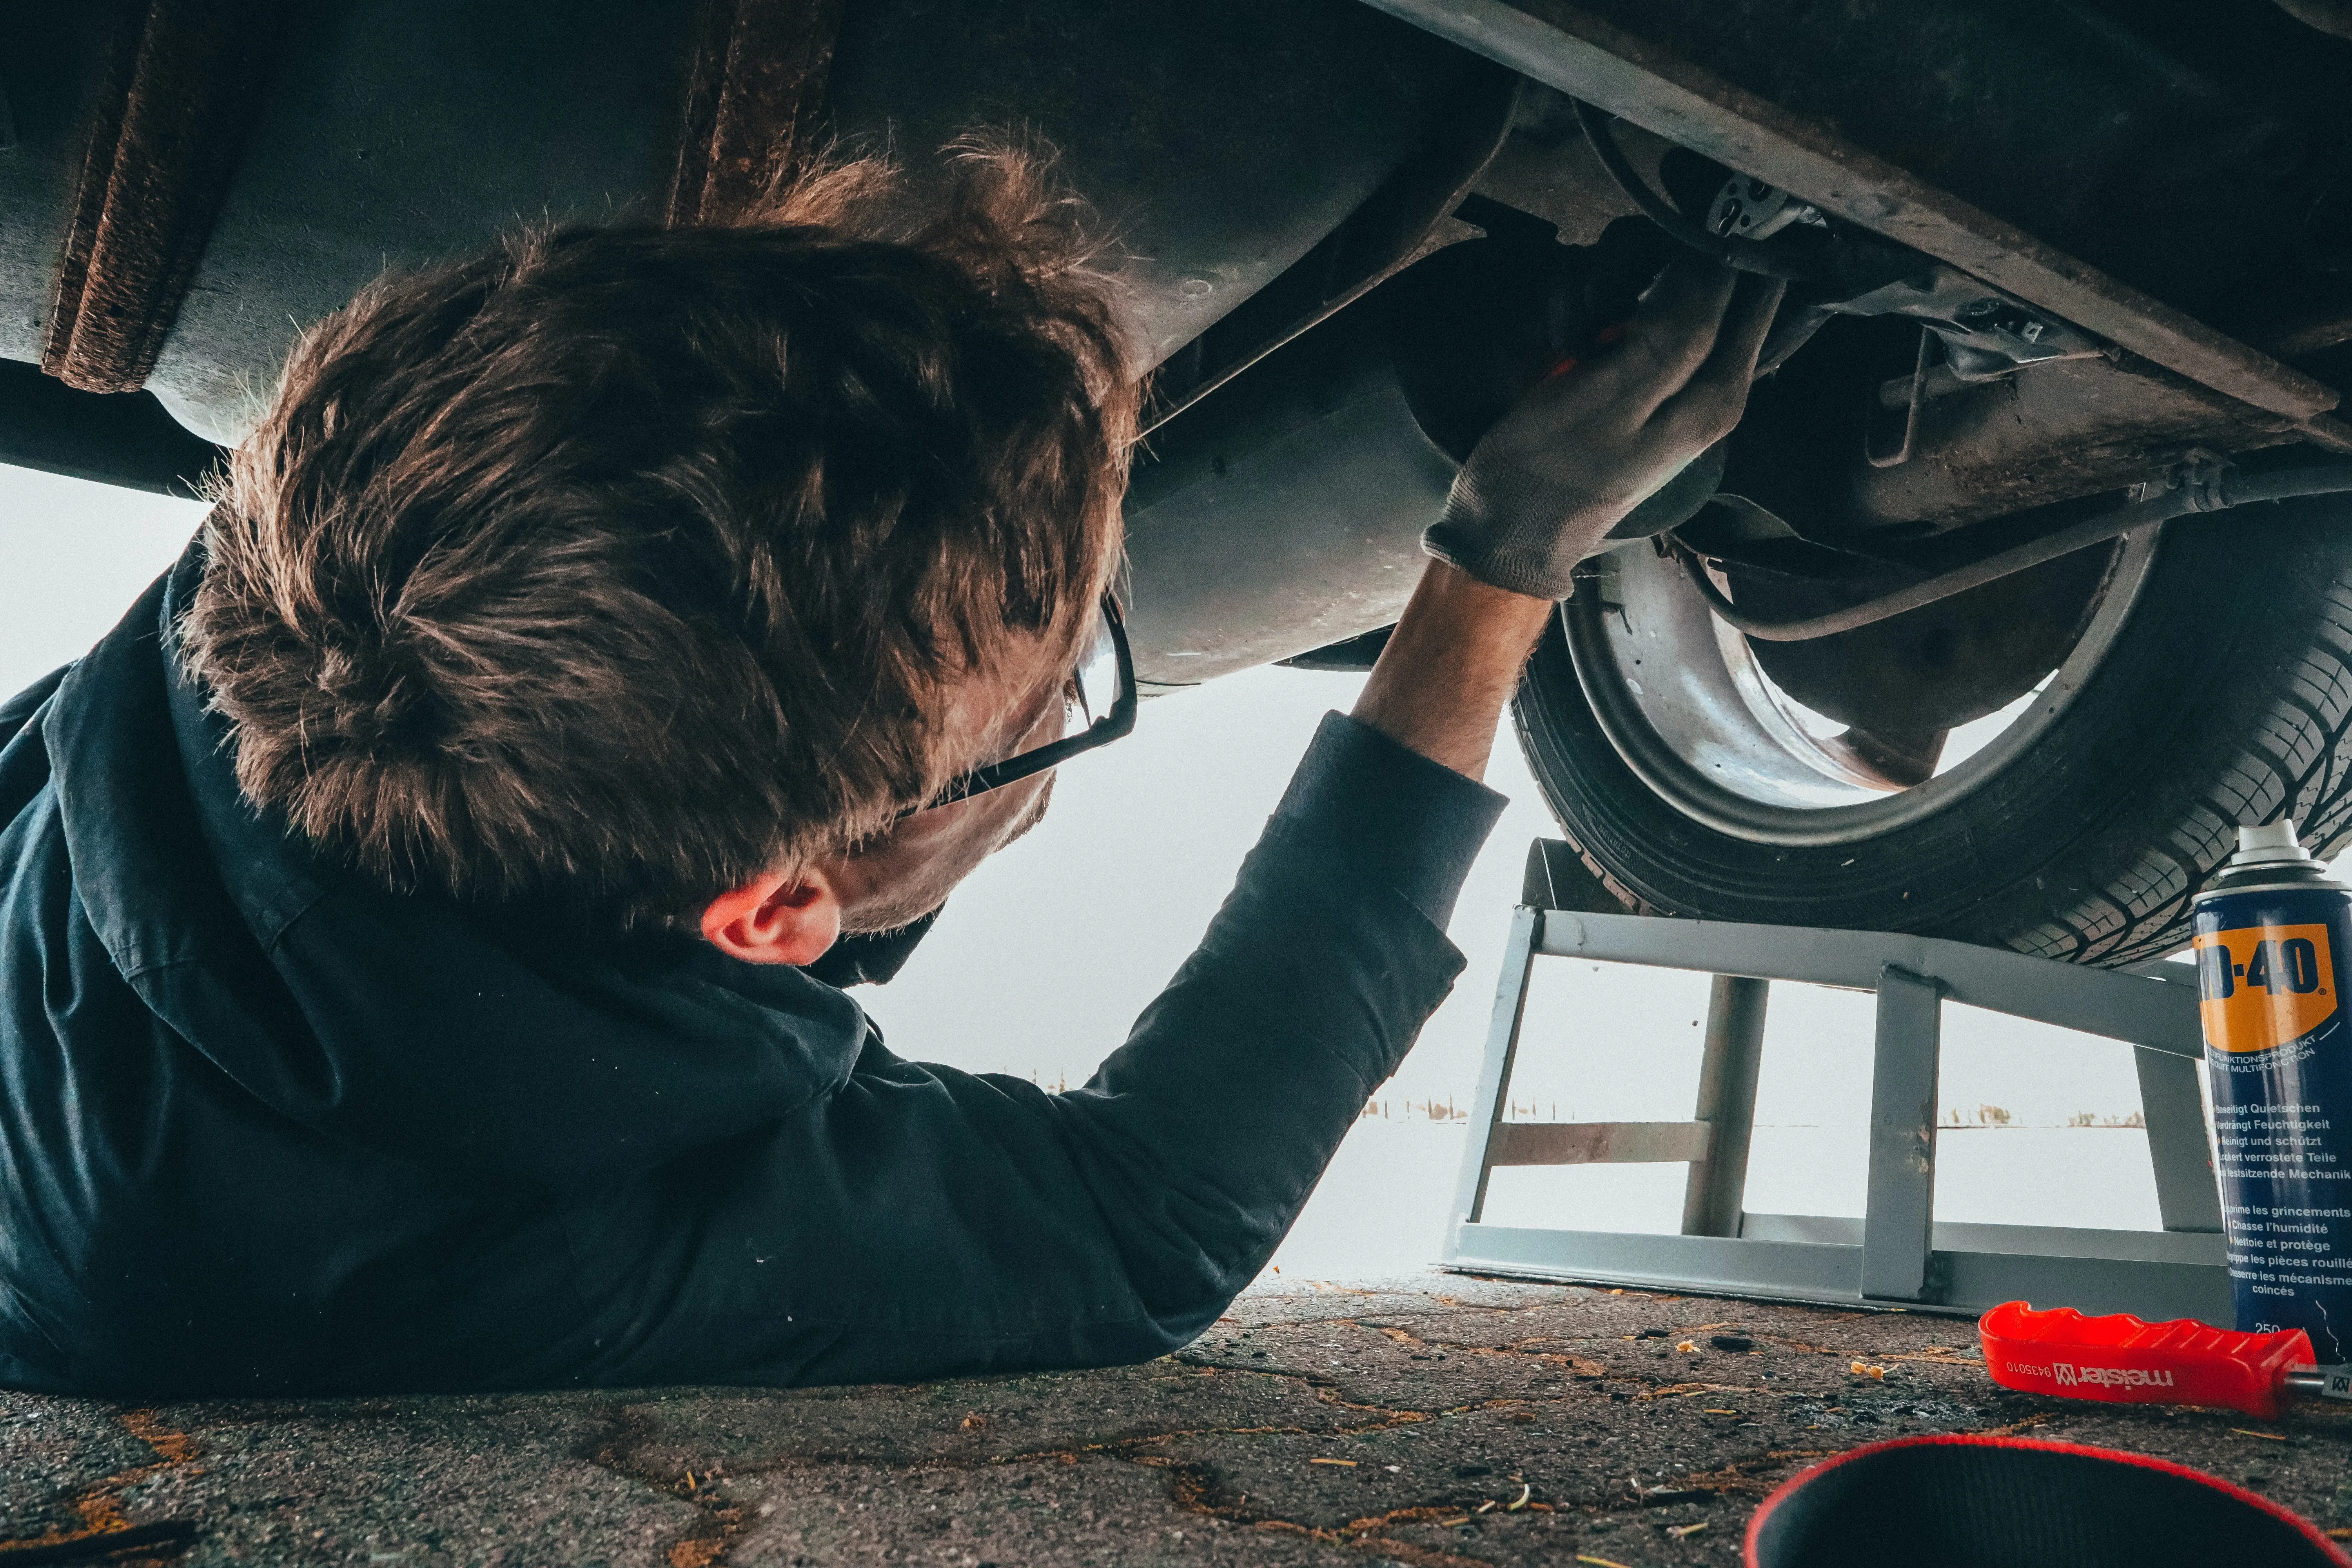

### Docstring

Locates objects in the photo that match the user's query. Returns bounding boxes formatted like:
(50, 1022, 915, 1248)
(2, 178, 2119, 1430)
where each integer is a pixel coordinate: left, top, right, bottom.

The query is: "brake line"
(1677, 462, 2352, 641)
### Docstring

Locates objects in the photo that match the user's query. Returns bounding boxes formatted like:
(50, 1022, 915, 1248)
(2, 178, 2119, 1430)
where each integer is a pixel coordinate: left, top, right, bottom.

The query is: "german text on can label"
(2193, 887, 2352, 1355)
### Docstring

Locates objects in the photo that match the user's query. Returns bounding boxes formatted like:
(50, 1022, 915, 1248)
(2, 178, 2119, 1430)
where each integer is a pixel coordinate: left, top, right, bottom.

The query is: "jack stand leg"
(2135, 1044, 2224, 1234)
(1451, 906, 1540, 1235)
(1682, 975, 1769, 1238)
(1863, 965, 1942, 1302)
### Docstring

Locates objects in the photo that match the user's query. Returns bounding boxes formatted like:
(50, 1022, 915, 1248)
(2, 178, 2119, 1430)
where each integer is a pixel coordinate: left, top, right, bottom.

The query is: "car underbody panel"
(12, 0, 2352, 751)
(4, 0, 1486, 442)
(1127, 0, 2352, 695)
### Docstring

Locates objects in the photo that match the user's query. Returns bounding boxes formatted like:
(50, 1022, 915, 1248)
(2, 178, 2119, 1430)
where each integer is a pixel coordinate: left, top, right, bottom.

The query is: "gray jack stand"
(1440, 841, 2230, 1322)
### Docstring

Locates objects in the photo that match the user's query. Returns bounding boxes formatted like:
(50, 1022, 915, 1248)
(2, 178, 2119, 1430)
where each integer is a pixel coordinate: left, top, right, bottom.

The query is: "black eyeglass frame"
(912, 593, 1137, 813)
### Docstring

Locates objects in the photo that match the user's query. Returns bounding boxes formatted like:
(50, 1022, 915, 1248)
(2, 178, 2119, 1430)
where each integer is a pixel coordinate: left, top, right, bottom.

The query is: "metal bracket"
(2134, 447, 2235, 512)
(1862, 965, 1942, 1301)
(1352, 0, 2347, 449)
(1706, 173, 1822, 241)
(1834, 264, 2107, 383)
(1441, 858, 2229, 1321)
(1863, 327, 1934, 469)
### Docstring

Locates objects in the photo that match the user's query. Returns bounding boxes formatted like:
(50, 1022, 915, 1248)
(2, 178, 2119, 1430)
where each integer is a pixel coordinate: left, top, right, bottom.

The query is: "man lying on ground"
(0, 146, 1778, 1394)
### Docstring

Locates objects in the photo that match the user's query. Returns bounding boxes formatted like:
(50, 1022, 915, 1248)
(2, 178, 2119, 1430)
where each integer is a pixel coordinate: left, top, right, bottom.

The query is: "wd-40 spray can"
(2193, 819, 2352, 1355)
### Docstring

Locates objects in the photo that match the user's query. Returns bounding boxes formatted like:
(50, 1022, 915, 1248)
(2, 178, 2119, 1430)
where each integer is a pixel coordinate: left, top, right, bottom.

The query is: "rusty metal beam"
(1354, 0, 2343, 432)
(41, 0, 287, 394)
(666, 0, 847, 228)
(1488, 1119, 1714, 1166)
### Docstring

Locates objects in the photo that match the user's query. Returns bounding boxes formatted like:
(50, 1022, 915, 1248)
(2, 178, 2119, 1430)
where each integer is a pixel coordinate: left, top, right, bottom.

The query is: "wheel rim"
(1562, 528, 2162, 847)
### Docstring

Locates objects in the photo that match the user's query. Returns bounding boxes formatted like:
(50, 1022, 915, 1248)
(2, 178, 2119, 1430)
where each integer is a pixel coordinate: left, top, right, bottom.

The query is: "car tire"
(1511, 499, 2352, 965)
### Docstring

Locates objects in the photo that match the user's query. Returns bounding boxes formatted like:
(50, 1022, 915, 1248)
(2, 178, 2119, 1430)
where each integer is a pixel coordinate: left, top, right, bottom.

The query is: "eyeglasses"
(912, 594, 1137, 813)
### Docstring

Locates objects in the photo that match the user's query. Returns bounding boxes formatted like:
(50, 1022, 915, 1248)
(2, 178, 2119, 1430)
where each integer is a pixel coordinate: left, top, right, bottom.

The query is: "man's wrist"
(1351, 560, 1552, 782)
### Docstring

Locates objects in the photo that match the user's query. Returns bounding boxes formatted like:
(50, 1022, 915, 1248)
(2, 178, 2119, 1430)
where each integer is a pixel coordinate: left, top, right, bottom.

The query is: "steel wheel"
(1513, 503, 2352, 963)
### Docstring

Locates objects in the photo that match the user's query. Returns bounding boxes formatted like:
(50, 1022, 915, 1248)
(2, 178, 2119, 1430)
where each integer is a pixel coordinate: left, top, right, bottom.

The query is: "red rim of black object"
(1744, 1434, 2350, 1568)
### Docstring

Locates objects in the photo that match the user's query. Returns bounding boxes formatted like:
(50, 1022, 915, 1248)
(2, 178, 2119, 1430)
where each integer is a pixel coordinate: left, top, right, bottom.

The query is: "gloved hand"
(1423, 260, 1784, 601)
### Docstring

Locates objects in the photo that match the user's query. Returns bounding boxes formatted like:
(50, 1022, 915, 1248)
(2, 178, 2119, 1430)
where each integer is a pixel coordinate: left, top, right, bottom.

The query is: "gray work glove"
(1423, 261, 1786, 601)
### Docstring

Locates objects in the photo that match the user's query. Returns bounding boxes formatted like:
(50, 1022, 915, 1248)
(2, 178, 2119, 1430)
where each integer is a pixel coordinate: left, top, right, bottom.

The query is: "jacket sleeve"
(564, 713, 1506, 1389)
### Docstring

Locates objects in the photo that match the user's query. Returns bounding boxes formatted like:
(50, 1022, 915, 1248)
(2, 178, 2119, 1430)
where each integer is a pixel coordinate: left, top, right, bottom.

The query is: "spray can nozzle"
(2229, 817, 2314, 869)
(2204, 817, 2337, 893)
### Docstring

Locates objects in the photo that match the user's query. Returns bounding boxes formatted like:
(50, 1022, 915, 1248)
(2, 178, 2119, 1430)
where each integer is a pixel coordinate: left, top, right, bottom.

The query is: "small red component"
(1978, 1301, 2314, 1421)
(1541, 321, 1631, 384)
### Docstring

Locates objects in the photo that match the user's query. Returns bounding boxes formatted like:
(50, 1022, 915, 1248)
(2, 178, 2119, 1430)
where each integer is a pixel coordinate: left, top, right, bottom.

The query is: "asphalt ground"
(5, 1274, 2349, 1566)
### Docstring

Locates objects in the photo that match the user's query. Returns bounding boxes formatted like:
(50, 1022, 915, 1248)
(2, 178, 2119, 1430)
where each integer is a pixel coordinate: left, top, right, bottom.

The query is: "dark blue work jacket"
(0, 546, 1500, 1395)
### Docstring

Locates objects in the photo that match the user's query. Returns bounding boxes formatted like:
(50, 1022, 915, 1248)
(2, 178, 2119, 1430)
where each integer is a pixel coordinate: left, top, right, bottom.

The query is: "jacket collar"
(40, 543, 873, 1191)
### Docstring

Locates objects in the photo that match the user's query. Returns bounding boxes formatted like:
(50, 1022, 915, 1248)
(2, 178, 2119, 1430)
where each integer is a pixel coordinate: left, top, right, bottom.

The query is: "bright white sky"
(0, 461, 2203, 1273)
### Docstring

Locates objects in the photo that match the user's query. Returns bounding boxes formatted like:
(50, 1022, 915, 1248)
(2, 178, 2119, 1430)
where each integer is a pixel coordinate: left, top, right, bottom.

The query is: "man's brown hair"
(183, 142, 1139, 926)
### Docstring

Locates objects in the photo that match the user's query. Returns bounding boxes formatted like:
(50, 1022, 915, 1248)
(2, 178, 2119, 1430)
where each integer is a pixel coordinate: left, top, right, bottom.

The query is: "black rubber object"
(0, 357, 223, 496)
(1745, 1436, 2348, 1567)
(1513, 500, 2352, 964)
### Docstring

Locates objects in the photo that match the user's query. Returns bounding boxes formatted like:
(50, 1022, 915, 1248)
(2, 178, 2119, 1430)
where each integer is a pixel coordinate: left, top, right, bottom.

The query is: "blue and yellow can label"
(2194, 885, 2352, 1349)
(2194, 921, 2339, 1063)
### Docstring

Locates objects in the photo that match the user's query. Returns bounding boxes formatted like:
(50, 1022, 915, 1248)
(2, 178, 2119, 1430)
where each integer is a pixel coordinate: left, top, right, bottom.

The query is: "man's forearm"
(1356, 260, 1779, 781)
(1350, 560, 1554, 782)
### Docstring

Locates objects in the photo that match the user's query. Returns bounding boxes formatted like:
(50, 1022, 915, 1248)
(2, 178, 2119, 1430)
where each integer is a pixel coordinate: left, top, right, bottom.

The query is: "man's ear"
(700, 866, 842, 966)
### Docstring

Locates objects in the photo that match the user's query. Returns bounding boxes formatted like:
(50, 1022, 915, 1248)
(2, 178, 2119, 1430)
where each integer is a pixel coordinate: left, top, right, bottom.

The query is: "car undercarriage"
(12, 0, 2352, 962)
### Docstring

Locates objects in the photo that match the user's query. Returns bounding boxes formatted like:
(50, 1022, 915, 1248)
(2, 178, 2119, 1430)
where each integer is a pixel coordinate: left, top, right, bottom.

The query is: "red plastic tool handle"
(1978, 1301, 2314, 1421)
(1540, 321, 1630, 385)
